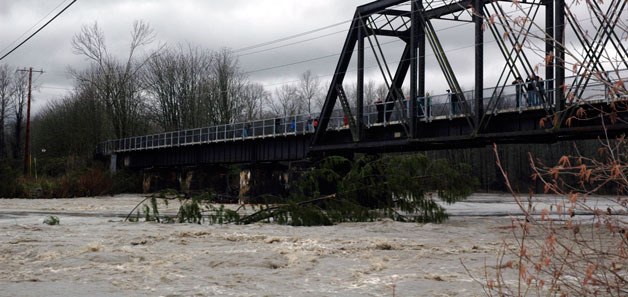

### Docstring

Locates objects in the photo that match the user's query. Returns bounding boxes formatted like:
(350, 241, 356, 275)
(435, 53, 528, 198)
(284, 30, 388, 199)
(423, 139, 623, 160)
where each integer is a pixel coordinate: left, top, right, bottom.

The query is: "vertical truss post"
(357, 21, 365, 141)
(474, 0, 484, 123)
(409, 0, 418, 138)
(545, 0, 554, 101)
(418, 1, 425, 112)
(555, 0, 565, 111)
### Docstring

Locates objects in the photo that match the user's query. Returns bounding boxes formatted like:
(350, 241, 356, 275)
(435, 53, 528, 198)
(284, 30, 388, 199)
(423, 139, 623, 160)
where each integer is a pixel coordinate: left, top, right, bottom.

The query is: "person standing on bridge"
(526, 74, 538, 106)
(306, 116, 314, 132)
(242, 124, 250, 138)
(289, 118, 296, 132)
(375, 98, 384, 123)
(448, 89, 460, 115)
(536, 76, 545, 106)
(512, 76, 524, 108)
(274, 118, 281, 134)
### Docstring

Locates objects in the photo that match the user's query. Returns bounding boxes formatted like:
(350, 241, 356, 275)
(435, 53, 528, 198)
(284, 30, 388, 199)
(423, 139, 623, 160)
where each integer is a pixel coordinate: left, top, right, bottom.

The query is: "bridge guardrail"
(97, 69, 626, 155)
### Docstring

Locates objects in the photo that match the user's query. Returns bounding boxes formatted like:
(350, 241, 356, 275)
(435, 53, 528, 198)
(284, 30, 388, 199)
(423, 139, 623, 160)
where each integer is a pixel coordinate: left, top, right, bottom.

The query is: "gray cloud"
(0, 0, 606, 114)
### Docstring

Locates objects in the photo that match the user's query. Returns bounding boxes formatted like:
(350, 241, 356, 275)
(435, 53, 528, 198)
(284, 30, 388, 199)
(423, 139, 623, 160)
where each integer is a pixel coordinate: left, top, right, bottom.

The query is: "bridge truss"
(311, 0, 627, 151)
(98, 0, 627, 169)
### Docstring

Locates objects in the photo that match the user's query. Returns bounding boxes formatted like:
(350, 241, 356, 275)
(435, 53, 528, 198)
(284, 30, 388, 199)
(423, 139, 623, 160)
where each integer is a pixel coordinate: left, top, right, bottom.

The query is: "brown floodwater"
(0, 194, 619, 296)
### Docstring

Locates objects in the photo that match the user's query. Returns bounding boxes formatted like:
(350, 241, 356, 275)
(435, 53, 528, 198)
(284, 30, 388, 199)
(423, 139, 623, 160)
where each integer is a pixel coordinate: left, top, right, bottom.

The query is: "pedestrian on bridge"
(289, 118, 296, 132)
(536, 76, 545, 106)
(242, 124, 250, 138)
(274, 118, 281, 134)
(448, 89, 460, 115)
(375, 98, 384, 123)
(526, 74, 539, 106)
(512, 76, 524, 108)
(306, 117, 314, 132)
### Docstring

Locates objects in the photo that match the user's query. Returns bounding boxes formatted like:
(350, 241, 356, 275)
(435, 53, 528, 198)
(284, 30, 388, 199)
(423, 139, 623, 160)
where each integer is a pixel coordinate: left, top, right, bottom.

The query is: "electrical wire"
(0, 0, 72, 56)
(0, 0, 78, 62)
(235, 2, 410, 55)
(234, 20, 352, 53)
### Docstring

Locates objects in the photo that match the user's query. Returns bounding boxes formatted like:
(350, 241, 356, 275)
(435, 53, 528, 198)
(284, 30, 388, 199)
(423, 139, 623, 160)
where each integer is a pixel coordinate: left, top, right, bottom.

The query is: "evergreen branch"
(238, 194, 336, 224)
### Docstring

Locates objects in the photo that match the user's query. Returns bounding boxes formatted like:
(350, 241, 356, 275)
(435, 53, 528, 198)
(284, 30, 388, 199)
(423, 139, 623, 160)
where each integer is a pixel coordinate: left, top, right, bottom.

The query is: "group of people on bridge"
(513, 73, 546, 108)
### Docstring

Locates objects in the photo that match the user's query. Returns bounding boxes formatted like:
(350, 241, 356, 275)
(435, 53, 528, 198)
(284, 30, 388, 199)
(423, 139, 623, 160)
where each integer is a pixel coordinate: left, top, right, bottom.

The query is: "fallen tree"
(127, 154, 478, 226)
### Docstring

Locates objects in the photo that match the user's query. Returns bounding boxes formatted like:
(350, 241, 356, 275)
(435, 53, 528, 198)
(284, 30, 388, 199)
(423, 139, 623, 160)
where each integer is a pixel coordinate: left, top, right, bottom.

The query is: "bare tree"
(32, 86, 107, 159)
(143, 44, 214, 130)
(11, 71, 27, 160)
(70, 20, 156, 138)
(0, 64, 15, 159)
(364, 80, 377, 105)
(240, 83, 268, 121)
(210, 48, 246, 124)
(267, 84, 301, 117)
(375, 82, 388, 102)
(297, 70, 321, 115)
(469, 1, 628, 296)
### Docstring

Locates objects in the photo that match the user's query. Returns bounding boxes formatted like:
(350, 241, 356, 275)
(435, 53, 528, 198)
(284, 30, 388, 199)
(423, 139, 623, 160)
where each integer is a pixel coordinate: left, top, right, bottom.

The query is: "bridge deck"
(98, 72, 626, 157)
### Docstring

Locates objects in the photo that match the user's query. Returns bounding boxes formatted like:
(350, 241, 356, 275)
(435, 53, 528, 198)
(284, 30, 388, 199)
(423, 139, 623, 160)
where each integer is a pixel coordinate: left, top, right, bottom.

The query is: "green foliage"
(177, 197, 203, 224)
(127, 191, 241, 225)
(286, 154, 478, 225)
(126, 154, 476, 227)
(0, 160, 144, 198)
(43, 215, 60, 225)
(0, 162, 23, 197)
(111, 169, 143, 194)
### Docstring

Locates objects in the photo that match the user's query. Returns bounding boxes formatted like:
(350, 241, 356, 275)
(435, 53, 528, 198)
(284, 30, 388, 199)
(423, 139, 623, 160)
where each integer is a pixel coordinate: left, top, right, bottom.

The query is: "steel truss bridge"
(98, 0, 628, 169)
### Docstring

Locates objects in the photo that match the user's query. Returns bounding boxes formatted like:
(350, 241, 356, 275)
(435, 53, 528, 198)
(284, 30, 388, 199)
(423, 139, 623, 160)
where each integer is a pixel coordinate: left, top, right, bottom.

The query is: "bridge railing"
(98, 70, 626, 155)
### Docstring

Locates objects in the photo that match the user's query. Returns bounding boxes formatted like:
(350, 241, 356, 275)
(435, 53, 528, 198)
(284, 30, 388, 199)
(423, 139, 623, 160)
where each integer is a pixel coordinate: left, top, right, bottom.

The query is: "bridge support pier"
(141, 165, 238, 197)
(110, 154, 117, 174)
(238, 163, 290, 204)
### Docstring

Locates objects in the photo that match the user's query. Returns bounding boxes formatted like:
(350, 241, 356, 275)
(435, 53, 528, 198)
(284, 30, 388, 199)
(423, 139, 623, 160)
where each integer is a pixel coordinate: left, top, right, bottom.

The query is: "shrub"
(43, 216, 60, 225)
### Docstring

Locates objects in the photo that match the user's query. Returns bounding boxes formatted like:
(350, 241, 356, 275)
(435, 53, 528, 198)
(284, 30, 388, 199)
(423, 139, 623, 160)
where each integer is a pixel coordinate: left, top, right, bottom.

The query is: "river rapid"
(0, 194, 608, 296)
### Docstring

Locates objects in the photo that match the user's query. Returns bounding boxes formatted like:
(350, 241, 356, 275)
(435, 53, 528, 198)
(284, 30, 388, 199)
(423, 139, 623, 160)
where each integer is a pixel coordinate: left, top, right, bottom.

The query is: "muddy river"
(0, 194, 613, 296)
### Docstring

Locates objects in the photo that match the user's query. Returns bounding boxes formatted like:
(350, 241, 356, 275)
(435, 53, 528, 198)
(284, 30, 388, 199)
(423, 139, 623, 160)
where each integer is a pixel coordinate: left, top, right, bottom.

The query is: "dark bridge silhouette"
(97, 0, 627, 172)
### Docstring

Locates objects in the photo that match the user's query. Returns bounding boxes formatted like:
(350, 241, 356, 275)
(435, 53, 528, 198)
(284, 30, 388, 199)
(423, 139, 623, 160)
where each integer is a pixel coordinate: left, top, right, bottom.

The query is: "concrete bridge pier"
(238, 163, 290, 204)
(142, 168, 181, 193)
(141, 165, 239, 197)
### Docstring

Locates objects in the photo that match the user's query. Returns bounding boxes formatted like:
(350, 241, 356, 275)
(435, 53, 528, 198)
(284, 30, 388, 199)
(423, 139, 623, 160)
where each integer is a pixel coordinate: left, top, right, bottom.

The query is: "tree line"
(1, 21, 329, 166)
(1, 20, 421, 168)
(1, 20, 619, 195)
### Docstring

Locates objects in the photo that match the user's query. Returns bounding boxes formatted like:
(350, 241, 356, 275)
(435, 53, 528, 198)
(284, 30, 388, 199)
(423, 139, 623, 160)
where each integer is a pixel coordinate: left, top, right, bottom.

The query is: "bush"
(0, 162, 23, 198)
(476, 143, 628, 296)
(43, 216, 60, 225)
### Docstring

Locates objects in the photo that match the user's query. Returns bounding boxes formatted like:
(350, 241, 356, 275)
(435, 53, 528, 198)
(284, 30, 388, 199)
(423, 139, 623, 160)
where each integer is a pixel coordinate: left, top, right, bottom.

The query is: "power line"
(237, 28, 350, 58)
(234, 3, 410, 55)
(243, 21, 470, 76)
(0, 0, 78, 62)
(0, 0, 72, 56)
(243, 5, 557, 85)
(234, 20, 352, 53)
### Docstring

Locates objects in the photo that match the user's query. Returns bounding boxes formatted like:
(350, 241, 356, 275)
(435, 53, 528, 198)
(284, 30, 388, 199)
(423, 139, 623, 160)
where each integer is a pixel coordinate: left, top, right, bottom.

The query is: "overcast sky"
(0, 0, 384, 113)
(0, 0, 600, 114)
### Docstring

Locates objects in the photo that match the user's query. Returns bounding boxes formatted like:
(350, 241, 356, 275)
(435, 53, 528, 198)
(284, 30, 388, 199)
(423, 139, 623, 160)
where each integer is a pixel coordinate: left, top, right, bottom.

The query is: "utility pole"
(17, 67, 44, 176)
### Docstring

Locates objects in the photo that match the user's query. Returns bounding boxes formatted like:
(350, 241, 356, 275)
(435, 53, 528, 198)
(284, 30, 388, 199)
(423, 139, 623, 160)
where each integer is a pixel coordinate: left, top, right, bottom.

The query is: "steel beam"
(410, 0, 418, 138)
(474, 0, 484, 126)
(312, 12, 360, 145)
(357, 24, 365, 141)
(418, 1, 426, 116)
(555, 0, 565, 111)
(545, 0, 554, 99)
